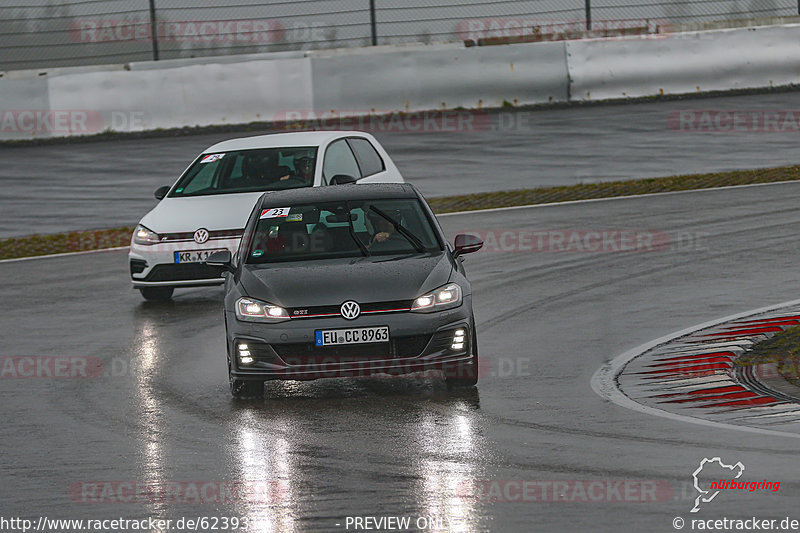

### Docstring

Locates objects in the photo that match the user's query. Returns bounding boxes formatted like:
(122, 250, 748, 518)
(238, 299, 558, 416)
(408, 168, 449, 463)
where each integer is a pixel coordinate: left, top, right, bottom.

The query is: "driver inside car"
(241, 155, 279, 188)
(367, 209, 404, 249)
(293, 152, 315, 184)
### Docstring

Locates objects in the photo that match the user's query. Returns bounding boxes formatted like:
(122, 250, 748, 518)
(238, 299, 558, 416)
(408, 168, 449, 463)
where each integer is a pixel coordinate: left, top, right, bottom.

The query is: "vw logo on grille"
(340, 301, 361, 320)
(193, 228, 210, 244)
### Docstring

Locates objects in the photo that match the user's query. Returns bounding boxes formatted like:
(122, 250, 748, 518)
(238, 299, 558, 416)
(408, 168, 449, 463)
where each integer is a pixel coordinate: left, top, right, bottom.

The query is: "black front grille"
(272, 334, 431, 364)
(144, 263, 224, 282)
(160, 229, 243, 242)
(129, 259, 147, 274)
(287, 300, 414, 319)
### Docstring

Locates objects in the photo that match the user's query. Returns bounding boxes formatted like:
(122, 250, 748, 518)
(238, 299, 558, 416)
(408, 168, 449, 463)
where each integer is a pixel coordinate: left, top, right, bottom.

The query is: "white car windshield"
(170, 147, 318, 197)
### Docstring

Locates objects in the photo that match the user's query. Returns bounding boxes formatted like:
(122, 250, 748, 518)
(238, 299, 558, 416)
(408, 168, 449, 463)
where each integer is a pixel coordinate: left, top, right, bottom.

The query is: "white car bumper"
(129, 234, 241, 288)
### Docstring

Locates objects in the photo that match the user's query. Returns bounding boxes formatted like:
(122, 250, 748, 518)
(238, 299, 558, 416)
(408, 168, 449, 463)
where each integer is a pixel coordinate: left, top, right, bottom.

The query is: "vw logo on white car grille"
(340, 301, 361, 320)
(193, 228, 210, 244)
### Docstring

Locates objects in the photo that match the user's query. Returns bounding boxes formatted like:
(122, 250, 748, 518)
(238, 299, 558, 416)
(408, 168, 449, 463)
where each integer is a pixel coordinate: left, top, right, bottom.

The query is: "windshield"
(169, 147, 318, 197)
(245, 199, 442, 264)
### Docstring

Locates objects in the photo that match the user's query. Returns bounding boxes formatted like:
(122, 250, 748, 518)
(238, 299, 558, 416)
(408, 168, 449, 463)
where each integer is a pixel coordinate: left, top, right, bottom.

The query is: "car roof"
(257, 183, 420, 208)
(204, 131, 371, 153)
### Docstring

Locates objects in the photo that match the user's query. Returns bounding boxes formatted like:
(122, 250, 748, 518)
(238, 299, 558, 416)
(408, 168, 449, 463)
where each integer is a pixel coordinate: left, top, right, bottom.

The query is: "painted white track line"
(4, 179, 800, 264)
(591, 298, 800, 440)
(0, 246, 128, 264)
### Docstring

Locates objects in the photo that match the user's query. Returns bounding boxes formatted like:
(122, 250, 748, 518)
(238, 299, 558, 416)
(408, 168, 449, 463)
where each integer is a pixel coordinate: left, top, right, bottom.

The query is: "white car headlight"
(235, 297, 290, 323)
(133, 225, 161, 245)
(411, 283, 462, 313)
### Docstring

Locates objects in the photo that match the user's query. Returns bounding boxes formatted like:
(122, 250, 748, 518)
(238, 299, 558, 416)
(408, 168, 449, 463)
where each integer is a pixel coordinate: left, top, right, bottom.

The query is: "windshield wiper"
(347, 210, 370, 257)
(369, 206, 425, 253)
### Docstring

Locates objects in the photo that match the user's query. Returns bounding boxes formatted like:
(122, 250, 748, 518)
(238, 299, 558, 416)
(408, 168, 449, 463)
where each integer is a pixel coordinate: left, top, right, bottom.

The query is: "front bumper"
(226, 305, 474, 381)
(129, 236, 240, 288)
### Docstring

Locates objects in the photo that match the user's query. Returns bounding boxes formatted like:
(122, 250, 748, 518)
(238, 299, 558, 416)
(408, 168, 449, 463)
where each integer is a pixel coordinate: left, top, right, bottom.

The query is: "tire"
(445, 323, 479, 388)
(139, 286, 174, 301)
(230, 379, 265, 399)
(229, 361, 264, 399)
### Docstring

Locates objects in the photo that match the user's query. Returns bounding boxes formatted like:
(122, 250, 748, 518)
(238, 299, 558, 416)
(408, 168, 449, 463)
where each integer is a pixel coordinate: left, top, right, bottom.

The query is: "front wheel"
(230, 379, 265, 399)
(229, 361, 264, 399)
(445, 324, 479, 388)
(138, 286, 174, 301)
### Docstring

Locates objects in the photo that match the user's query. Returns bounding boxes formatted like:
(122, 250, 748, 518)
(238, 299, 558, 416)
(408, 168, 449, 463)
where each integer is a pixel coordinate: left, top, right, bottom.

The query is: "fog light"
(238, 343, 253, 364)
(451, 328, 467, 351)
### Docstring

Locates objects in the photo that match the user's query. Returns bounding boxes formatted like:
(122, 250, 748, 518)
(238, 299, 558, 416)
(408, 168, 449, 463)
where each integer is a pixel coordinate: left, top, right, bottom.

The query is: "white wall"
(567, 24, 800, 101)
(48, 57, 314, 132)
(309, 41, 569, 113)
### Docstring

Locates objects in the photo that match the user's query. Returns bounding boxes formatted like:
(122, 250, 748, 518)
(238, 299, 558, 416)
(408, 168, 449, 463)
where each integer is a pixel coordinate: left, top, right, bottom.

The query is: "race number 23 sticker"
(200, 153, 225, 163)
(260, 207, 291, 219)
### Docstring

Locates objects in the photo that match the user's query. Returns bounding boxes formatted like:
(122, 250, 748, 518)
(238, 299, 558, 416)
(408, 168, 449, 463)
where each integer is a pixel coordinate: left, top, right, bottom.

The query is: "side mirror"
(330, 174, 357, 185)
(205, 250, 234, 272)
(453, 234, 483, 257)
(154, 185, 170, 200)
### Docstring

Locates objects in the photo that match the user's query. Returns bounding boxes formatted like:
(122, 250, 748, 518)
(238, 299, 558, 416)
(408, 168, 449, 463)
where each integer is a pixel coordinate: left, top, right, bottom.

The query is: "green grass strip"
(3, 164, 800, 261)
(0, 227, 134, 261)
(426, 165, 800, 213)
(735, 325, 800, 387)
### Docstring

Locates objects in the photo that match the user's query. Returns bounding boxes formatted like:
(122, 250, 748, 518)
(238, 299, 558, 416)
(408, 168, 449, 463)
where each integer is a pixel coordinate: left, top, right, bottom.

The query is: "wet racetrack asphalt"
(3, 173, 800, 530)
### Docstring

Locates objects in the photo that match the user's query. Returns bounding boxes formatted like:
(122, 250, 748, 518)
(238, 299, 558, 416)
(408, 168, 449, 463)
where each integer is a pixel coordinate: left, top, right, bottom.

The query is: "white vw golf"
(129, 130, 404, 300)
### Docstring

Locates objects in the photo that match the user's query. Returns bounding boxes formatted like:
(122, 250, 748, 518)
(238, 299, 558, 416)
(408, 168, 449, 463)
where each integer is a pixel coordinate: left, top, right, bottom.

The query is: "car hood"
(239, 252, 454, 307)
(139, 192, 264, 233)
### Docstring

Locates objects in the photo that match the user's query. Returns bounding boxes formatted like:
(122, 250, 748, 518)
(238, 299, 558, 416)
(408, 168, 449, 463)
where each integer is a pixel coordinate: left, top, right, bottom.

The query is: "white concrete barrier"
(47, 56, 313, 132)
(309, 41, 569, 113)
(567, 24, 800, 101)
(0, 73, 50, 140)
(4, 23, 800, 140)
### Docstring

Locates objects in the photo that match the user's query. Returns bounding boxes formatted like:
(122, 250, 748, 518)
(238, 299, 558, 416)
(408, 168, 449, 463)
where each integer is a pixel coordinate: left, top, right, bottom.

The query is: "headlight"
(411, 283, 462, 313)
(235, 297, 290, 323)
(133, 225, 161, 245)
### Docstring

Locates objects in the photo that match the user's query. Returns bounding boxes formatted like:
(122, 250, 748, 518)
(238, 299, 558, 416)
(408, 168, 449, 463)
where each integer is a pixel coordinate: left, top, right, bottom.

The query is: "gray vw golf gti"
(206, 183, 484, 398)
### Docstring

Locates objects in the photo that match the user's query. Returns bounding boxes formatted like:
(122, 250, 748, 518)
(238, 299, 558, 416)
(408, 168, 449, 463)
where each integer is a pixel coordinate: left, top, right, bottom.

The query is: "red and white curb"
(591, 299, 800, 439)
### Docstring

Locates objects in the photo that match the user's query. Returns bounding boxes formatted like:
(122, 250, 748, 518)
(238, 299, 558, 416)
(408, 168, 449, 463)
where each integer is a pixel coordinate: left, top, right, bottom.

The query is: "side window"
(347, 138, 385, 177)
(323, 139, 362, 182)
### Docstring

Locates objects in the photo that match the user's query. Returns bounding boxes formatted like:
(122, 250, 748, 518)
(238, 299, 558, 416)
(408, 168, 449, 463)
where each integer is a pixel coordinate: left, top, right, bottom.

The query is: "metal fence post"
(148, 0, 160, 61)
(370, 0, 377, 45)
(585, 0, 592, 31)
